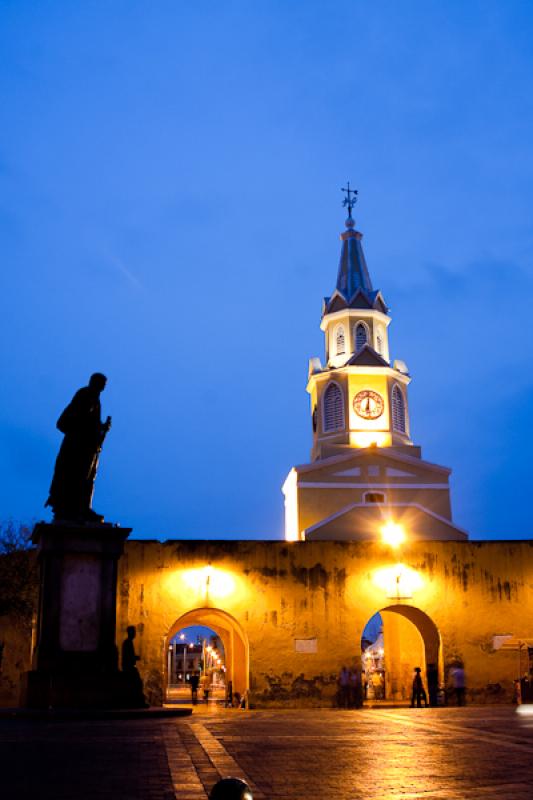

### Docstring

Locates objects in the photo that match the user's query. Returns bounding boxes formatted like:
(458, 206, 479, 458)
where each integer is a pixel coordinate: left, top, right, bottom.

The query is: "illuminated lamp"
(380, 521, 406, 548)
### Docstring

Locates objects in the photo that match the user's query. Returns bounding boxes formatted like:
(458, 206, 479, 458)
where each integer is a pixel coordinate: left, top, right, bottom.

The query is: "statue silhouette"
(122, 625, 141, 672)
(121, 625, 148, 708)
(46, 373, 111, 523)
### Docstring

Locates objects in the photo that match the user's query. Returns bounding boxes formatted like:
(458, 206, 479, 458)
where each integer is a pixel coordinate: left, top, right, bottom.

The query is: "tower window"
(323, 382, 345, 432)
(363, 491, 385, 503)
(376, 331, 383, 355)
(355, 322, 369, 351)
(335, 326, 346, 355)
(391, 384, 406, 433)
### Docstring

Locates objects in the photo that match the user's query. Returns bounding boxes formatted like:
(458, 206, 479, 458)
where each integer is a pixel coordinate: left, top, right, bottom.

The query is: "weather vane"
(341, 182, 358, 219)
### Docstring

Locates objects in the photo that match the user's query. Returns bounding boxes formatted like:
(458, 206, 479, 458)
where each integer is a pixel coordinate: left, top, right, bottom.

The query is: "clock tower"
(282, 187, 467, 543)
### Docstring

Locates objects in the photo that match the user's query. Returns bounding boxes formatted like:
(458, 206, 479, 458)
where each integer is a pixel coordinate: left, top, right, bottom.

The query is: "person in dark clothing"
(349, 667, 362, 708)
(46, 373, 111, 522)
(411, 667, 428, 707)
(226, 680, 233, 708)
(189, 671, 200, 705)
(426, 663, 439, 706)
(338, 666, 350, 709)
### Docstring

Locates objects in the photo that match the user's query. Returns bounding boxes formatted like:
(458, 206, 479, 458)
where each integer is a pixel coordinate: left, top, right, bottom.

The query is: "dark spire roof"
(336, 222, 373, 298)
(323, 215, 388, 316)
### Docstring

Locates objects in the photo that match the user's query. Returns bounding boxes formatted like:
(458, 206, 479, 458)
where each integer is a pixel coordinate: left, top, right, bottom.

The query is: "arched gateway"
(361, 605, 442, 703)
(164, 608, 249, 698)
(109, 538, 529, 708)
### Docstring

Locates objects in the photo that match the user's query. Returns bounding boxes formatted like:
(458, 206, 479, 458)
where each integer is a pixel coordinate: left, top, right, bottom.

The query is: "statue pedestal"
(23, 521, 135, 709)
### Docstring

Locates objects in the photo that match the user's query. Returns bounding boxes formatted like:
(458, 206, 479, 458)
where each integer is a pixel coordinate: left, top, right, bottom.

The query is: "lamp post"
(168, 644, 173, 687)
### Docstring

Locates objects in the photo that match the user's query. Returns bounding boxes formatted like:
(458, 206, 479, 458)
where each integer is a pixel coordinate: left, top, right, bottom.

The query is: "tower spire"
(334, 184, 373, 299)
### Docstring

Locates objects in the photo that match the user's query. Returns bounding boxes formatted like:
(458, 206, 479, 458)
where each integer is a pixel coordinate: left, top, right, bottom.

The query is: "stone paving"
(3, 707, 533, 799)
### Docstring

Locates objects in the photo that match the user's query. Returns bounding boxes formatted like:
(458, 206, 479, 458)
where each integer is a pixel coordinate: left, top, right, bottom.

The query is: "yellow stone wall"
(117, 539, 532, 707)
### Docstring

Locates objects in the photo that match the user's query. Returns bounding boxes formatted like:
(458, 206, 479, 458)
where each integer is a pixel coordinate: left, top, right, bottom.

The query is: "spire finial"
(341, 182, 358, 229)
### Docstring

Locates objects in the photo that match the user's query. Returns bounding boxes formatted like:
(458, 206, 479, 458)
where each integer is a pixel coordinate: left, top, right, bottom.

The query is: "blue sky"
(1, 1, 533, 540)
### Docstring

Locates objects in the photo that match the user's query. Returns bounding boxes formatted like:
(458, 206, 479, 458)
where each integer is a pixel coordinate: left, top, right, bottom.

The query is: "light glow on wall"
(373, 563, 423, 599)
(181, 565, 236, 599)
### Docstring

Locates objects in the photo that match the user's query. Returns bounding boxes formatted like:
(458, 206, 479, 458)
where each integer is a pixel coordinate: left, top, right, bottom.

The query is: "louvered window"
(391, 385, 406, 433)
(355, 322, 368, 351)
(335, 326, 345, 355)
(323, 382, 344, 432)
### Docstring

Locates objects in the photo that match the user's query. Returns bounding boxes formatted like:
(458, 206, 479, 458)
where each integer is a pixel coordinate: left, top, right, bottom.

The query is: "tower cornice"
(306, 365, 411, 395)
(320, 307, 391, 332)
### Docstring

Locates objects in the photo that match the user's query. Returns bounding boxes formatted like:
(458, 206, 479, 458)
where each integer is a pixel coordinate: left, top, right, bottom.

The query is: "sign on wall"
(294, 638, 318, 653)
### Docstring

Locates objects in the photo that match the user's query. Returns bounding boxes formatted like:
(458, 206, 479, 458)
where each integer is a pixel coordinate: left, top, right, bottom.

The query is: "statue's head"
(89, 373, 107, 393)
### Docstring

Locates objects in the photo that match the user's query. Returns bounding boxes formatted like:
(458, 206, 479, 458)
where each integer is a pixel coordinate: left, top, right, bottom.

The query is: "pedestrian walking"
(410, 667, 428, 708)
(349, 667, 362, 708)
(338, 666, 350, 709)
(189, 671, 200, 705)
(427, 662, 439, 707)
(450, 664, 466, 706)
(201, 673, 211, 704)
(226, 679, 233, 708)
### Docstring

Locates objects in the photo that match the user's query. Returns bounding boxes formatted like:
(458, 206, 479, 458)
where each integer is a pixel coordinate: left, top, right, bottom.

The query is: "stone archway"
(164, 607, 249, 698)
(361, 604, 442, 703)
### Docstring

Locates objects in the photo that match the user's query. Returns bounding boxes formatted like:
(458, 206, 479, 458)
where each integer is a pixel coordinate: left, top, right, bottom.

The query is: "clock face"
(353, 390, 384, 420)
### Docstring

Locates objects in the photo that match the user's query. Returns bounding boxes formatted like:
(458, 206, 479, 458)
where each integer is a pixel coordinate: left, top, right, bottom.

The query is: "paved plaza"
(2, 707, 533, 799)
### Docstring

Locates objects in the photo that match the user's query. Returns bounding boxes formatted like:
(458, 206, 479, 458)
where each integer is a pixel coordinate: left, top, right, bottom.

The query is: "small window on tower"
(355, 322, 368, 351)
(335, 326, 346, 355)
(391, 384, 406, 434)
(363, 491, 385, 504)
(376, 330, 383, 355)
(323, 382, 344, 432)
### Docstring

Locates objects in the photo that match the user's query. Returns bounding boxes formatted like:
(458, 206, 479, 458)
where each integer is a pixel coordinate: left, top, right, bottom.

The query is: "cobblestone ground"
(3, 707, 533, 799)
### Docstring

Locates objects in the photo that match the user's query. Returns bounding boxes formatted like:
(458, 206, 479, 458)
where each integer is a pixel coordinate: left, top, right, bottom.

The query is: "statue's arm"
(56, 389, 90, 434)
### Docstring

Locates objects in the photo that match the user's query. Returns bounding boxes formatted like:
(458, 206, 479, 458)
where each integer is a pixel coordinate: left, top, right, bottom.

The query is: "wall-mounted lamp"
(380, 521, 406, 548)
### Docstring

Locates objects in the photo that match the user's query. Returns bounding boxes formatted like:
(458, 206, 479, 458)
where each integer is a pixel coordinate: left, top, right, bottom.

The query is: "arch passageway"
(361, 604, 442, 703)
(164, 607, 249, 699)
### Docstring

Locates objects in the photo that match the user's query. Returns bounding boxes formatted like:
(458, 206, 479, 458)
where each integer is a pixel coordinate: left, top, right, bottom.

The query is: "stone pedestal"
(23, 521, 134, 709)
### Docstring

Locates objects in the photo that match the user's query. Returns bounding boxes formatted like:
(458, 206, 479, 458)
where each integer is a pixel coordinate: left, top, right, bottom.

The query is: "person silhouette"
(411, 667, 428, 708)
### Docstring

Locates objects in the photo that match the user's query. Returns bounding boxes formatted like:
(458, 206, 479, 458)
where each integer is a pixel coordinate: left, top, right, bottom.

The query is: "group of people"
(188, 671, 211, 705)
(337, 666, 362, 708)
(338, 663, 467, 708)
(187, 674, 247, 708)
(411, 663, 466, 707)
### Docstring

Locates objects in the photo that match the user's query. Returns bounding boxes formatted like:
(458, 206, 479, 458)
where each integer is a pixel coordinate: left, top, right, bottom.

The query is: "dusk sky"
(1, 1, 533, 540)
